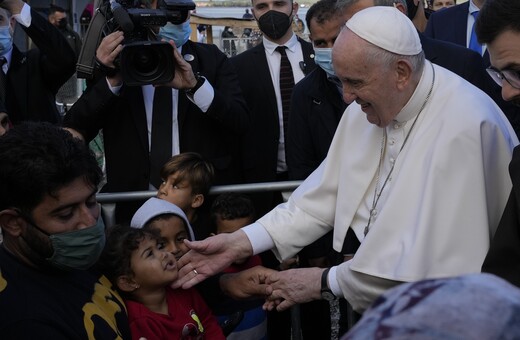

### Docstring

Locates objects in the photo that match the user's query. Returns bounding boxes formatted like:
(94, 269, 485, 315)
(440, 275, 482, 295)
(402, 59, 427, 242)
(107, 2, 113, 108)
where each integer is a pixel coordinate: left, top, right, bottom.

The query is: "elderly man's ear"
(396, 59, 414, 90)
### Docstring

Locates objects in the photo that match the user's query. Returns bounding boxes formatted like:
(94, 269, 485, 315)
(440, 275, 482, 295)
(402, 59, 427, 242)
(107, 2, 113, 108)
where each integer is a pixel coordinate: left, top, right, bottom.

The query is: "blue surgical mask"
(158, 21, 192, 47)
(314, 47, 335, 78)
(0, 25, 13, 56)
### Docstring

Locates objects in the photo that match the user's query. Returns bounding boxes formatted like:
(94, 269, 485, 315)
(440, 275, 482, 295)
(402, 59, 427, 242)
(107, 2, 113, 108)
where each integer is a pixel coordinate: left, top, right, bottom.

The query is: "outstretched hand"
(172, 230, 253, 289)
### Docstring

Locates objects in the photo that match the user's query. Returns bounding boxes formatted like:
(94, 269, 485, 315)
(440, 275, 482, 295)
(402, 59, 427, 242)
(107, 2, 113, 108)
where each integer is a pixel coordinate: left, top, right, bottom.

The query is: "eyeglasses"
(486, 66, 520, 89)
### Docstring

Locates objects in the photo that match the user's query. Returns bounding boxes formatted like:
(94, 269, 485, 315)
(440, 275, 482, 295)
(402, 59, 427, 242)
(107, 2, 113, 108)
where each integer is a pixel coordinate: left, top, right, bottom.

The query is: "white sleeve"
(332, 260, 404, 313)
(13, 3, 31, 27)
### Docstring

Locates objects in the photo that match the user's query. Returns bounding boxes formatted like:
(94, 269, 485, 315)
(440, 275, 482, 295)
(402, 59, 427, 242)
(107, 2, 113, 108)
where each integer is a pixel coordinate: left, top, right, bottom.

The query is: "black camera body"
(101, 0, 195, 85)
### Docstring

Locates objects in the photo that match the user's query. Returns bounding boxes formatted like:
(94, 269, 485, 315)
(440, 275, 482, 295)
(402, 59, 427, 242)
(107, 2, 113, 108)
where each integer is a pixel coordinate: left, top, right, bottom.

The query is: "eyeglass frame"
(486, 66, 520, 90)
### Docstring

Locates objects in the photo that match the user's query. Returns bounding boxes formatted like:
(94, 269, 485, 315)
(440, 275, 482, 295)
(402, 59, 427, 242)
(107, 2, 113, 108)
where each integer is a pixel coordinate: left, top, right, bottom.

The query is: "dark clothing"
(230, 38, 315, 216)
(482, 145, 520, 287)
(6, 9, 76, 124)
(64, 41, 250, 223)
(287, 67, 346, 180)
(0, 247, 131, 339)
(59, 26, 82, 58)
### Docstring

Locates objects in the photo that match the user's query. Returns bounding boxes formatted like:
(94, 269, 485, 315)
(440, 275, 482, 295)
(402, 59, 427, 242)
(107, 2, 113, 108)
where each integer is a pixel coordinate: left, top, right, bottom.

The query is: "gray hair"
(364, 41, 425, 75)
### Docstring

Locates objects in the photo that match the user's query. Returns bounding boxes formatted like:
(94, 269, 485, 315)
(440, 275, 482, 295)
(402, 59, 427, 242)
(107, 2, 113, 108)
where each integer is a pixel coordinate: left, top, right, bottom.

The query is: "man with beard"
(0, 122, 130, 338)
(476, 0, 520, 287)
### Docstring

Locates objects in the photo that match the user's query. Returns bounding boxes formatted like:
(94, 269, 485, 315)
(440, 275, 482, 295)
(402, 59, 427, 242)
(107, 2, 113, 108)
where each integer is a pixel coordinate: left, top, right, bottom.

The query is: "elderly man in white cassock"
(173, 6, 519, 312)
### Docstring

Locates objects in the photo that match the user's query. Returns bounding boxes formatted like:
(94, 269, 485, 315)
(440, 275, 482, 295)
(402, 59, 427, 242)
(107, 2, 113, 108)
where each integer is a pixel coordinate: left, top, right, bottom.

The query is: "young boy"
(131, 197, 195, 261)
(157, 152, 215, 239)
(210, 193, 267, 340)
(98, 225, 224, 339)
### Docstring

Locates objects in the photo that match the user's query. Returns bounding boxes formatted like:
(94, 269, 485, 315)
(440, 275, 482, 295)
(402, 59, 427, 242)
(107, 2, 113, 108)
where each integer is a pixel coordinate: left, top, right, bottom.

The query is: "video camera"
(77, 0, 195, 86)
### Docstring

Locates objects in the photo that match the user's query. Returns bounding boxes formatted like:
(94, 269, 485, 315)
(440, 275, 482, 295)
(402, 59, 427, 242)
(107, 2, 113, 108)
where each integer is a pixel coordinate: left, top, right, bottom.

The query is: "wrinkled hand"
(264, 267, 324, 312)
(159, 40, 198, 90)
(0, 0, 24, 14)
(96, 31, 124, 68)
(220, 266, 278, 300)
(172, 230, 253, 289)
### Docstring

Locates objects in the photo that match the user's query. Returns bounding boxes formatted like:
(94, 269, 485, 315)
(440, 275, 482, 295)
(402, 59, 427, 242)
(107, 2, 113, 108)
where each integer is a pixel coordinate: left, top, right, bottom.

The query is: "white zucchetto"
(345, 6, 422, 56)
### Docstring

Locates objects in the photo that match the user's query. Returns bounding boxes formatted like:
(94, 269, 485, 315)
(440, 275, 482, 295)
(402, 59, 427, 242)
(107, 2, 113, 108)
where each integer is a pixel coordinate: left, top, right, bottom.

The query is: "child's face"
(157, 172, 197, 214)
(216, 216, 253, 234)
(148, 215, 190, 260)
(130, 236, 178, 289)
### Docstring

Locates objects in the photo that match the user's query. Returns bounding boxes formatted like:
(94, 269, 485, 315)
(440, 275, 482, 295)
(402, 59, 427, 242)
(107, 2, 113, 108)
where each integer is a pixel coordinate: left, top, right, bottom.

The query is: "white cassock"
(243, 62, 519, 311)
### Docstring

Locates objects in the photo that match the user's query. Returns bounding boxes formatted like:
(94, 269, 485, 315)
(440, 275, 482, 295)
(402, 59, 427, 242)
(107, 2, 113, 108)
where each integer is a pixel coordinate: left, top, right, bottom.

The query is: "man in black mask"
(48, 5, 82, 58)
(230, 0, 315, 217)
(229, 0, 315, 337)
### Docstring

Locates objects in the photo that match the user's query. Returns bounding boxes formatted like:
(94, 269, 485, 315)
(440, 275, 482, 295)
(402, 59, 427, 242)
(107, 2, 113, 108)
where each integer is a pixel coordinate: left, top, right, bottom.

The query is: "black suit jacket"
(424, 2, 469, 47)
(6, 9, 75, 124)
(64, 41, 250, 222)
(287, 67, 346, 181)
(230, 38, 316, 185)
(482, 145, 520, 287)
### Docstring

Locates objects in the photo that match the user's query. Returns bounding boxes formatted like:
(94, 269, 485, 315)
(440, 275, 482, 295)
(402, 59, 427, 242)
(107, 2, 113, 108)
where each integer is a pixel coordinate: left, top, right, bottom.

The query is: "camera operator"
(63, 2, 250, 230)
(0, 0, 76, 124)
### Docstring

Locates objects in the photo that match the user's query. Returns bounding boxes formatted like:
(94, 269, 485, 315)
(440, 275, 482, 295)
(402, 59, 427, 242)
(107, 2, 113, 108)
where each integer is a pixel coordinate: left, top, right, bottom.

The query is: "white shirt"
(262, 34, 306, 173)
(467, 0, 487, 55)
(106, 45, 215, 189)
(244, 62, 518, 311)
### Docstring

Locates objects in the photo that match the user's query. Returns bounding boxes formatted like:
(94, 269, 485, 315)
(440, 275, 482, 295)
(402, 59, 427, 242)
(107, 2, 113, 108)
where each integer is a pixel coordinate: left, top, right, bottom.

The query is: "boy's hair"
(97, 225, 162, 292)
(210, 193, 256, 223)
(0, 122, 102, 213)
(49, 4, 67, 16)
(160, 152, 215, 197)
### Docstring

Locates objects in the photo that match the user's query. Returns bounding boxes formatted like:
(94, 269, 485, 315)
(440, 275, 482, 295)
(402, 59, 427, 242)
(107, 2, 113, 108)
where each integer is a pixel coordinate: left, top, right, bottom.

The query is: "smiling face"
(487, 29, 520, 107)
(147, 215, 189, 260)
(129, 236, 178, 290)
(333, 29, 406, 127)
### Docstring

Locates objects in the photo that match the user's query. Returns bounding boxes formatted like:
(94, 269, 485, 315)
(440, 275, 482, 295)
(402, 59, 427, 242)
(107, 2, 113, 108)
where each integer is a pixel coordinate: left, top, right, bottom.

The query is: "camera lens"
(120, 41, 175, 86)
(132, 48, 160, 75)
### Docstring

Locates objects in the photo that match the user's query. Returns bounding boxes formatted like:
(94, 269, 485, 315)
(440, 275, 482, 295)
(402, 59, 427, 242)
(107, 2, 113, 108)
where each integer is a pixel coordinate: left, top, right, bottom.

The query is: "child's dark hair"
(97, 225, 162, 294)
(210, 193, 256, 223)
(160, 152, 215, 197)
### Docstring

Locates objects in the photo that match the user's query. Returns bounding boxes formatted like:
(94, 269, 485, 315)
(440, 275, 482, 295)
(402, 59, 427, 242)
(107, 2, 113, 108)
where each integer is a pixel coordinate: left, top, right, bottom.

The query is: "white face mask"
(0, 25, 13, 56)
(314, 47, 335, 78)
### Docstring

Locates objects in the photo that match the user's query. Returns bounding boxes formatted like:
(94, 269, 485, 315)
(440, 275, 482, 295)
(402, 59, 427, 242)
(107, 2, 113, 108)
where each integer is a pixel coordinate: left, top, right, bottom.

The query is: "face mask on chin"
(158, 20, 192, 47)
(22, 213, 106, 271)
(0, 25, 13, 56)
(257, 10, 293, 40)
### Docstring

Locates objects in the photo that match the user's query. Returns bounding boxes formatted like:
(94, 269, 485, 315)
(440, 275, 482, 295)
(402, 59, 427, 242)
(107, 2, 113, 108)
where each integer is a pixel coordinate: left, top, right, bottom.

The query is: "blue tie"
(469, 11, 482, 55)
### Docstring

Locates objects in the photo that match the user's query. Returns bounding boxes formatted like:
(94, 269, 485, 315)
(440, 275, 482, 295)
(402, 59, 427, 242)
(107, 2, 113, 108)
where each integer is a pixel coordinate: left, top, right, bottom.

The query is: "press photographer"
(63, 0, 250, 226)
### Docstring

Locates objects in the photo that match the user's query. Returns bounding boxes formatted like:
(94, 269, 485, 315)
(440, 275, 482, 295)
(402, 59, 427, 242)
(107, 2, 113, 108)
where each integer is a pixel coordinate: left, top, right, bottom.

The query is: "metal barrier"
(96, 180, 303, 203)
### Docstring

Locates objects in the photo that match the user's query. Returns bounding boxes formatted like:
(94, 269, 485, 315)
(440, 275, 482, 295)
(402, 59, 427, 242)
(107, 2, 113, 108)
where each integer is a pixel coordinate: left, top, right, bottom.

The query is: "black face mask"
(57, 18, 67, 30)
(257, 10, 292, 40)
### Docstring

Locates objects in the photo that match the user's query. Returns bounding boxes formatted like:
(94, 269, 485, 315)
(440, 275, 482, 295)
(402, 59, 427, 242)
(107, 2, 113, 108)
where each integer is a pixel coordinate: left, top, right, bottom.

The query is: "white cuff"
(187, 77, 214, 113)
(14, 3, 31, 27)
(106, 77, 122, 95)
(242, 222, 275, 255)
(329, 266, 343, 298)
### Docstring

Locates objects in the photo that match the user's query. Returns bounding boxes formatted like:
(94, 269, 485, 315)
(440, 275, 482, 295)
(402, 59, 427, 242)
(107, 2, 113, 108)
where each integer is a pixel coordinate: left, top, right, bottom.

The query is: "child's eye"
(157, 241, 165, 250)
(176, 236, 186, 242)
